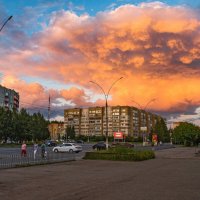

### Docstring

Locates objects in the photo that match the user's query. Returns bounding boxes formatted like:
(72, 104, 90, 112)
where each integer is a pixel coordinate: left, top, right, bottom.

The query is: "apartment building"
(64, 106, 161, 138)
(0, 85, 19, 110)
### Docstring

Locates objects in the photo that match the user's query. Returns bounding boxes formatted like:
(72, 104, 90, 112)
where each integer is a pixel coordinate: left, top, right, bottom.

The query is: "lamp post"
(131, 98, 156, 146)
(0, 16, 13, 32)
(90, 77, 123, 149)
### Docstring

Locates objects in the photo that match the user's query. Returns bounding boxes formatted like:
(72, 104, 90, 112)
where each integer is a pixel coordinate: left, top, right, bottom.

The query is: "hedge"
(83, 148, 155, 161)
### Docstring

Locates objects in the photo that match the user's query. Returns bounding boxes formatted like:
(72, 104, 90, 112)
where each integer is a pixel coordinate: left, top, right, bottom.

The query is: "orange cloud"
(1, 2, 200, 117)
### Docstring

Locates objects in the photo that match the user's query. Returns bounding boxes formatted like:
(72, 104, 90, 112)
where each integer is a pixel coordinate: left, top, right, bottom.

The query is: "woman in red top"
(21, 141, 27, 157)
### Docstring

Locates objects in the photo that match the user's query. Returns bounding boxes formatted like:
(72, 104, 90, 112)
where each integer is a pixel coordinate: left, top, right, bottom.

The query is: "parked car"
(45, 140, 57, 147)
(93, 141, 107, 150)
(76, 140, 84, 144)
(53, 143, 82, 153)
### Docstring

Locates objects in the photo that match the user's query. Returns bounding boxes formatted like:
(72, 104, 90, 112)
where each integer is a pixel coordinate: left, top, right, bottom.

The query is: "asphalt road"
(0, 147, 200, 200)
(0, 144, 93, 168)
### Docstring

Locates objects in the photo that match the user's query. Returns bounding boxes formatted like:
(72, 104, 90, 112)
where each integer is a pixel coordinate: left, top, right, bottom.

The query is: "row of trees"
(0, 108, 49, 143)
(149, 119, 200, 146)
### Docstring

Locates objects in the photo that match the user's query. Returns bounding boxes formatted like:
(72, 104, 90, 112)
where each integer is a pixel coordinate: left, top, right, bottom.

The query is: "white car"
(53, 143, 82, 153)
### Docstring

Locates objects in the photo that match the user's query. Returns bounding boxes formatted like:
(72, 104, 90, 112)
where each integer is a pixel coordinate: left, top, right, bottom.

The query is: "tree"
(172, 122, 200, 146)
(66, 126, 76, 139)
(0, 108, 13, 142)
(154, 118, 169, 142)
(0, 108, 50, 143)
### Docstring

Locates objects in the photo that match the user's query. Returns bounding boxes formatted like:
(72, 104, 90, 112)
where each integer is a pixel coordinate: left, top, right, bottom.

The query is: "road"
(0, 142, 177, 169)
(0, 144, 93, 168)
(0, 146, 200, 200)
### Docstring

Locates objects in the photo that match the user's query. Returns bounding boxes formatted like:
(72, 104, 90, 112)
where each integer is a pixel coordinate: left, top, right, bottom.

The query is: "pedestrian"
(33, 142, 38, 160)
(41, 141, 46, 159)
(21, 141, 27, 157)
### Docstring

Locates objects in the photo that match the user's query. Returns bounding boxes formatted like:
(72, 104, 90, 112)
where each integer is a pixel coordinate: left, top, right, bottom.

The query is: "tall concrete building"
(0, 85, 19, 110)
(64, 106, 161, 138)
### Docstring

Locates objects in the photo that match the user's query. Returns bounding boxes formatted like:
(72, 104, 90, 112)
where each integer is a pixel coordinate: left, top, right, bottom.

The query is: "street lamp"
(131, 98, 156, 111)
(131, 98, 156, 146)
(90, 77, 123, 149)
(0, 16, 13, 32)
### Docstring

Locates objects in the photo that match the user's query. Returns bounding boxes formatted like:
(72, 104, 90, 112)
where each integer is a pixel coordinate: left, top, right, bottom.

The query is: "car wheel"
(69, 149, 73, 153)
(54, 149, 58, 153)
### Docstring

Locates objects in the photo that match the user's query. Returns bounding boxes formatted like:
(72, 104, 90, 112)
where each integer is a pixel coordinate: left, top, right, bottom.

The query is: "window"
(64, 144, 72, 146)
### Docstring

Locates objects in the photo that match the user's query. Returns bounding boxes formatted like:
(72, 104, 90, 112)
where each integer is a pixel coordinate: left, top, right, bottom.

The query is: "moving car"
(53, 143, 82, 153)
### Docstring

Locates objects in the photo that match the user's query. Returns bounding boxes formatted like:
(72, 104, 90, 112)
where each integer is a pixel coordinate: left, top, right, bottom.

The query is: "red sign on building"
(114, 132, 124, 139)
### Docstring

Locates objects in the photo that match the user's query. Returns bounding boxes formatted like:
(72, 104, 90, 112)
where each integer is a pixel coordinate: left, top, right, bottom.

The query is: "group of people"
(21, 141, 47, 159)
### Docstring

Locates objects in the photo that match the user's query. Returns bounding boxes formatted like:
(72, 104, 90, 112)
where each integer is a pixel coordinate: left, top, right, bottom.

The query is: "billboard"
(113, 132, 124, 139)
(152, 134, 158, 143)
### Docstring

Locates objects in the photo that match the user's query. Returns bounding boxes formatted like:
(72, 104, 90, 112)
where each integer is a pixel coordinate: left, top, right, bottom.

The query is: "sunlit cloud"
(1, 2, 200, 123)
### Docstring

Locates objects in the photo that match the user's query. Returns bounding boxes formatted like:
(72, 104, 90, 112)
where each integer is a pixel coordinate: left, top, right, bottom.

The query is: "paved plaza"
(0, 147, 200, 200)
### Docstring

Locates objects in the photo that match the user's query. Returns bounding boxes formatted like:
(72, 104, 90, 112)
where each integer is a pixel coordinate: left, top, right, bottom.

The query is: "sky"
(1, 0, 200, 126)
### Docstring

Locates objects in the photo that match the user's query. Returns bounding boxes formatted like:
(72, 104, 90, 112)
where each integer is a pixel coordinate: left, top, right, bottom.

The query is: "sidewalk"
(155, 146, 200, 159)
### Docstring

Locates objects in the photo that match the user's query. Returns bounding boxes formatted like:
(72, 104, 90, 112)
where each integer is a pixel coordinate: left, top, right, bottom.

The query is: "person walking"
(33, 142, 38, 160)
(41, 141, 46, 159)
(21, 141, 27, 157)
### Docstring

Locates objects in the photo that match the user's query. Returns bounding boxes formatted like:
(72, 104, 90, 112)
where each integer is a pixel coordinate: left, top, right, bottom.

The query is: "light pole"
(131, 98, 156, 146)
(0, 16, 13, 32)
(90, 77, 123, 149)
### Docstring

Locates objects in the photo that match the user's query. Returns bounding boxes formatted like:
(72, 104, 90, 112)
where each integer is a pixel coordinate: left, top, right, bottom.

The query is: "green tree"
(0, 107, 50, 143)
(172, 122, 200, 146)
(154, 118, 169, 142)
(66, 126, 76, 139)
(0, 108, 13, 142)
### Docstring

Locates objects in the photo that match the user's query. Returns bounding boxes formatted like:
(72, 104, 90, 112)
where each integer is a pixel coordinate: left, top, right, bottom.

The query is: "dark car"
(45, 140, 57, 147)
(76, 140, 84, 144)
(92, 141, 106, 150)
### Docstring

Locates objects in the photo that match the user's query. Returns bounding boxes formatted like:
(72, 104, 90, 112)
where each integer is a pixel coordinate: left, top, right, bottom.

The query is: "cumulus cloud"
(1, 2, 200, 123)
(0, 75, 91, 118)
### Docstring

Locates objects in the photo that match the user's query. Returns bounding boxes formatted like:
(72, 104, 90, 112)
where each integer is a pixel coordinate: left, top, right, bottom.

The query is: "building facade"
(64, 106, 161, 138)
(0, 85, 19, 110)
(48, 122, 65, 140)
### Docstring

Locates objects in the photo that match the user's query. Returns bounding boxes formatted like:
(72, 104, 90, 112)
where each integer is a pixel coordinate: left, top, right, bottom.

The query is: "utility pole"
(48, 95, 51, 121)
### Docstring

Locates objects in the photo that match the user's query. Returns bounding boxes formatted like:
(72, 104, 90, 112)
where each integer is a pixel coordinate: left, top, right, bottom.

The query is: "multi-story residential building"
(64, 108, 81, 135)
(0, 85, 19, 110)
(64, 106, 161, 138)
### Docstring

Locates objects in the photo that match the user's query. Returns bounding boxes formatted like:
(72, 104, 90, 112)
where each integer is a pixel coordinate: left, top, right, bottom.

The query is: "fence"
(0, 151, 75, 169)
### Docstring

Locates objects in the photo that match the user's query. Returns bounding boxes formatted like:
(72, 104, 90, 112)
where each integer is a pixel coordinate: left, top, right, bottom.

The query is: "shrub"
(83, 147, 155, 161)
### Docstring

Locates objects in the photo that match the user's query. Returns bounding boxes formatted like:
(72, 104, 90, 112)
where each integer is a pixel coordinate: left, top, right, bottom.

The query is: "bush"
(83, 147, 155, 161)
